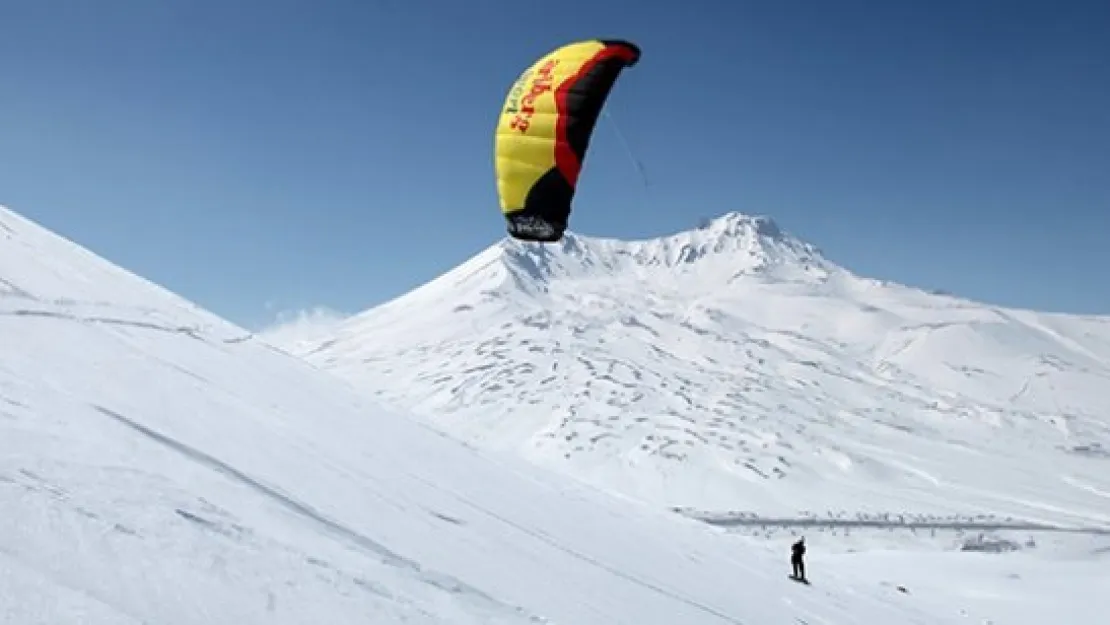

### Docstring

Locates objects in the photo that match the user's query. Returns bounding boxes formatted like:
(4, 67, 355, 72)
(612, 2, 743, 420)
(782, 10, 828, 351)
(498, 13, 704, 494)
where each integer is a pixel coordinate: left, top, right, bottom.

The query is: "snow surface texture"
(269, 212, 1110, 552)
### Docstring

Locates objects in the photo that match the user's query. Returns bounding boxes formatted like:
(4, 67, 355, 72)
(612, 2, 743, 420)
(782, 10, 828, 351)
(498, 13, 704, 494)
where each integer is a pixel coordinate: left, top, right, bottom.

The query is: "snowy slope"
(3, 202, 1044, 624)
(269, 212, 1110, 538)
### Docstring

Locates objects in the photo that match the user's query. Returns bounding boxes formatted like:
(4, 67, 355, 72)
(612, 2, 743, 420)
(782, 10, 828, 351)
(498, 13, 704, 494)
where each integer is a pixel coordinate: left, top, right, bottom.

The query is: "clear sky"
(2, 0, 1108, 329)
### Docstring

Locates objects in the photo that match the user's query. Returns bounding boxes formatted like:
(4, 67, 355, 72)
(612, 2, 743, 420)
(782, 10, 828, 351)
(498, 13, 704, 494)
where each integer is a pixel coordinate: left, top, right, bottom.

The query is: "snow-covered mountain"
(5, 202, 1108, 624)
(271, 212, 1110, 534)
(0, 203, 917, 624)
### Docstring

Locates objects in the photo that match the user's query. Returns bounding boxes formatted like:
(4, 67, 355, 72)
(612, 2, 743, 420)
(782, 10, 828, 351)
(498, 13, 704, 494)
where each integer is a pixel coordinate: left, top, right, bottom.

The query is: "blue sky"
(1, 0, 1107, 329)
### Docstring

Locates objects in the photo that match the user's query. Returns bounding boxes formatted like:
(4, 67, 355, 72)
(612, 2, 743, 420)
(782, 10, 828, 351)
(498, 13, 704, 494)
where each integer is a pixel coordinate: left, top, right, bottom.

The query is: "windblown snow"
(4, 203, 1108, 625)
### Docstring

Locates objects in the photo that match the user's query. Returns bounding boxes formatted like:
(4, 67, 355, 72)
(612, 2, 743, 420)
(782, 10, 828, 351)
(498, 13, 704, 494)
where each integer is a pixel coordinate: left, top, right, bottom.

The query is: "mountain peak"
(329, 210, 836, 346)
(493, 210, 834, 289)
(696, 211, 783, 240)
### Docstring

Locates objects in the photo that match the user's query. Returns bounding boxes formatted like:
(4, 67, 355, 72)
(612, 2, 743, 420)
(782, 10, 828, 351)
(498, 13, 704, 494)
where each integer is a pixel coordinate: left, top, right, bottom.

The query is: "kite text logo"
(506, 59, 558, 133)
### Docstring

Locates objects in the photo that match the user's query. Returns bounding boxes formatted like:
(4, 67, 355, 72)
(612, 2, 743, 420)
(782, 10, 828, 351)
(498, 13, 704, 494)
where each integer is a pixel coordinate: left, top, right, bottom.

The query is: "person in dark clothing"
(790, 537, 807, 581)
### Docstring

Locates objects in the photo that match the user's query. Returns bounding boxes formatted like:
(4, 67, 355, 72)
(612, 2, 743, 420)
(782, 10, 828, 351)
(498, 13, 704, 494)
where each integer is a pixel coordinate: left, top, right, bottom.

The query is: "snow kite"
(494, 39, 641, 243)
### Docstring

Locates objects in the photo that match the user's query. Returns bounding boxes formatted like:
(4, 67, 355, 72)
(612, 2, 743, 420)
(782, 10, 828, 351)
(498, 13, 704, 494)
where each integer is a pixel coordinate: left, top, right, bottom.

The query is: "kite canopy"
(494, 39, 641, 243)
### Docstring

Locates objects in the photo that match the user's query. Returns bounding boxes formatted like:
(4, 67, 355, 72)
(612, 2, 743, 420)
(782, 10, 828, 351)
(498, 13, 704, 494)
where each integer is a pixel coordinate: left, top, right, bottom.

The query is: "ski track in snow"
(89, 404, 518, 611)
(5, 204, 1110, 624)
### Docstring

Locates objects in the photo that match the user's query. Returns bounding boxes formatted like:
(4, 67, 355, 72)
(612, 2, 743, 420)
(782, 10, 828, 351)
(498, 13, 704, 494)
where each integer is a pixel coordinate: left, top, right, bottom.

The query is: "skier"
(790, 537, 807, 582)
